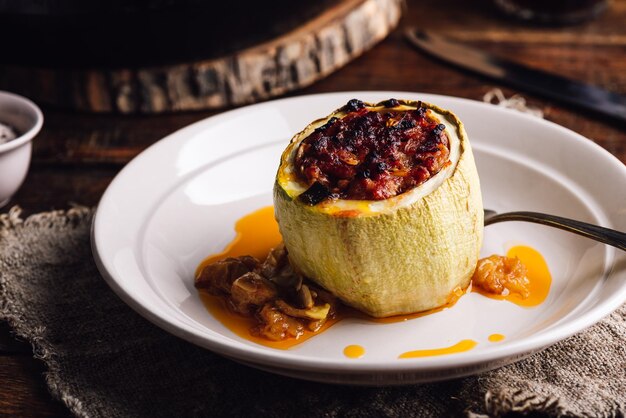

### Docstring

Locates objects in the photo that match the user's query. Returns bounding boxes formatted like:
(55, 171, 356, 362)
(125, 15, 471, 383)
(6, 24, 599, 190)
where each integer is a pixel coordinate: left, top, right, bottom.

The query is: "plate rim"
(92, 90, 626, 376)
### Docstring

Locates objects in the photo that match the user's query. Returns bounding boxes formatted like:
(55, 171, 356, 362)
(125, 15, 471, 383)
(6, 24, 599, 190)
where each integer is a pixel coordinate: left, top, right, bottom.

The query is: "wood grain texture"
(0, 356, 69, 417)
(0, 0, 403, 114)
(0, 0, 625, 415)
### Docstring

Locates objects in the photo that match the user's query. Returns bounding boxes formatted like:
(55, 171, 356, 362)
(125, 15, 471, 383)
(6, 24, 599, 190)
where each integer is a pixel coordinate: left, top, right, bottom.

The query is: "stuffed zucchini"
(273, 99, 483, 317)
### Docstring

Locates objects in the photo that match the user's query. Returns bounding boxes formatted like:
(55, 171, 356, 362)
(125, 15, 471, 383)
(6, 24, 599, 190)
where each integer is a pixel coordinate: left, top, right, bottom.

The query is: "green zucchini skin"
(274, 100, 483, 317)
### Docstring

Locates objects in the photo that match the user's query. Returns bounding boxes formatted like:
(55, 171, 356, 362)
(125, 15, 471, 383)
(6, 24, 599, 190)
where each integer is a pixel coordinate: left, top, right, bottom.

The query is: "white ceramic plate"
(92, 92, 626, 385)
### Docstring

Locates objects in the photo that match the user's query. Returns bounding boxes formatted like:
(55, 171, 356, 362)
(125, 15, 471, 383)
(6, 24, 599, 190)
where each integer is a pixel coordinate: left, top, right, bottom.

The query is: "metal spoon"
(484, 210, 626, 251)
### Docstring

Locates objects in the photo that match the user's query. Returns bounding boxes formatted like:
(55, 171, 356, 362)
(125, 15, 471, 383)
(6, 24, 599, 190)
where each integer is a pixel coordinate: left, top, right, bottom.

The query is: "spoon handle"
(484, 211, 626, 251)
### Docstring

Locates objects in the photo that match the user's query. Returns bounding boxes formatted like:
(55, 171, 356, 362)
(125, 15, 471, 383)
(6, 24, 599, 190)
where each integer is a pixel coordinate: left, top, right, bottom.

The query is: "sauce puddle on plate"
(197, 206, 550, 350)
(472, 245, 551, 307)
(195, 206, 282, 276)
(488, 333, 505, 342)
(197, 206, 338, 350)
(343, 345, 366, 359)
(200, 293, 340, 350)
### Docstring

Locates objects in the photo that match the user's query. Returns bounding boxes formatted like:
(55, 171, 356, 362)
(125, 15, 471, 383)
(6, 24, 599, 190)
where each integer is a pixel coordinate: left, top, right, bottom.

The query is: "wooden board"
(0, 0, 403, 114)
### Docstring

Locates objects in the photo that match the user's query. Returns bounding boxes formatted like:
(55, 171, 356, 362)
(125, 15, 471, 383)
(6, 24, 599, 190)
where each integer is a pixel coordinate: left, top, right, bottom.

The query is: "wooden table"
(1, 0, 625, 415)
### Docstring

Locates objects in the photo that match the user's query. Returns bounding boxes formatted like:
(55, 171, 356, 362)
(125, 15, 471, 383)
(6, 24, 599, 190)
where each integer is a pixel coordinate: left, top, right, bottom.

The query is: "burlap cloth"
(0, 206, 624, 418)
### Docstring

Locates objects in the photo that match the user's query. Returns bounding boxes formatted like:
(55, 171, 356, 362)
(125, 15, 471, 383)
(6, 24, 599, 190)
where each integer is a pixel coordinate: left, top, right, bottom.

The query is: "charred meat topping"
(380, 98, 400, 108)
(295, 100, 451, 202)
(343, 98, 366, 112)
(298, 181, 333, 205)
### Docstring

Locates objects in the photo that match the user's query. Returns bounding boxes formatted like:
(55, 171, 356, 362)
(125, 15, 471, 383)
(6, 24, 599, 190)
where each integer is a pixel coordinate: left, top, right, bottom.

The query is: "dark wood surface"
(1, 0, 625, 415)
(0, 0, 404, 113)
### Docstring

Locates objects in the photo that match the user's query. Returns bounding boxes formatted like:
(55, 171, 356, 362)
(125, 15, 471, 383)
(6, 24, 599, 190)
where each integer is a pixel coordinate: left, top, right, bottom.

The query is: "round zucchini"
(273, 99, 483, 317)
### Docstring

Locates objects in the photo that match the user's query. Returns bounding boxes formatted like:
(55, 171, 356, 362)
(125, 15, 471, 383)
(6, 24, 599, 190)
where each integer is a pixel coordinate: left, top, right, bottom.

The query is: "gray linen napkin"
(0, 207, 624, 417)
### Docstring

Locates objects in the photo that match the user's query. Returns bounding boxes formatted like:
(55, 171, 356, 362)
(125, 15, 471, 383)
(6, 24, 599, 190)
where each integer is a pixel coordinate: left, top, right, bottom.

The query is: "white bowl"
(0, 91, 43, 208)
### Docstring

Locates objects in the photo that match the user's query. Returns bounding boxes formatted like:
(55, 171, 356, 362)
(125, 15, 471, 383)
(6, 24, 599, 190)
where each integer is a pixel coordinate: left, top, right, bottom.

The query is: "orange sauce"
(472, 246, 551, 307)
(196, 206, 551, 351)
(196, 206, 338, 349)
(343, 345, 366, 359)
(200, 292, 339, 350)
(345, 285, 467, 324)
(488, 333, 505, 342)
(399, 339, 478, 359)
(194, 206, 282, 277)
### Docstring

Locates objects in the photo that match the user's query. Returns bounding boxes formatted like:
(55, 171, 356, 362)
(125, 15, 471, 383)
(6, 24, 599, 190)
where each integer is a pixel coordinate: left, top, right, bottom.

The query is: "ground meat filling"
(295, 99, 451, 203)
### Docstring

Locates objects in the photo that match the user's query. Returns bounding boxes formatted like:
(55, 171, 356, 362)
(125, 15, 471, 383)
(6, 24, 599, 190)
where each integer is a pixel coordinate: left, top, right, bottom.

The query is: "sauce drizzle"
(399, 339, 478, 359)
(197, 206, 551, 351)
